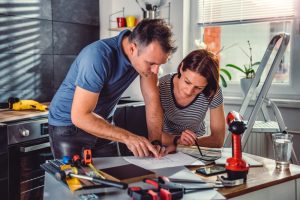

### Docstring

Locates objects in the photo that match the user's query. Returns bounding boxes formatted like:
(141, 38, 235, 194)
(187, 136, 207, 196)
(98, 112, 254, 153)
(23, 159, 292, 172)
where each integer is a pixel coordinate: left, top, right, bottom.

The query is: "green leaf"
(252, 61, 260, 66)
(225, 64, 245, 74)
(220, 74, 227, 88)
(220, 68, 232, 80)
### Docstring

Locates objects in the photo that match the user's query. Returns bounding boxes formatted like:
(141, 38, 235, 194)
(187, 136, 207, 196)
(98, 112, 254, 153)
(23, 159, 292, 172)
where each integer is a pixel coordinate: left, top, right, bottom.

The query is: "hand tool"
(55, 164, 128, 189)
(225, 111, 249, 182)
(217, 176, 245, 187)
(156, 177, 224, 191)
(128, 186, 159, 200)
(81, 148, 106, 179)
(57, 164, 82, 191)
(143, 178, 183, 200)
(144, 177, 223, 200)
(82, 148, 92, 165)
(72, 154, 90, 175)
(164, 177, 223, 187)
(0, 97, 48, 111)
(128, 175, 224, 200)
(41, 160, 82, 191)
(166, 178, 207, 184)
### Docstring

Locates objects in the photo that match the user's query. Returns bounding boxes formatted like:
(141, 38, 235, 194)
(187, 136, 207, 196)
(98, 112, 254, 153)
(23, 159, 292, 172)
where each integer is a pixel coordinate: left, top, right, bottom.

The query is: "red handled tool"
(81, 148, 106, 179)
(72, 154, 89, 175)
(144, 178, 183, 200)
(225, 111, 249, 181)
(128, 176, 220, 200)
(128, 186, 159, 200)
(82, 148, 92, 165)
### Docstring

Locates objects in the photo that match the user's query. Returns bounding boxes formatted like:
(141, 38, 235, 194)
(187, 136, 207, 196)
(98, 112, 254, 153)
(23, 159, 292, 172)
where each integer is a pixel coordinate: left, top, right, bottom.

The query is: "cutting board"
(0, 109, 48, 123)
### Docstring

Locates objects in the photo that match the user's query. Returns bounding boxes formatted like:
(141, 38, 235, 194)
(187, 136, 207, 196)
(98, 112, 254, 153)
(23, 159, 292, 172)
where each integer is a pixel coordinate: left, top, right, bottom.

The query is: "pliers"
(128, 178, 183, 200)
(128, 176, 217, 200)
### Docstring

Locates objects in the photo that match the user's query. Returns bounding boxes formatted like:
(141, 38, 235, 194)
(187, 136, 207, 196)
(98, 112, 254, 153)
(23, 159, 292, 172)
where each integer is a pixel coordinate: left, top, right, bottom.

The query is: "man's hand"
(153, 144, 168, 158)
(124, 135, 159, 158)
(153, 144, 177, 157)
(179, 129, 197, 146)
(165, 144, 177, 154)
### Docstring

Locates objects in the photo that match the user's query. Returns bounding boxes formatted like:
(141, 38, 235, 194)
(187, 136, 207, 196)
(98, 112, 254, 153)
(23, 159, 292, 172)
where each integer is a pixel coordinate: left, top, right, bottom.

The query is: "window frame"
(187, 0, 300, 100)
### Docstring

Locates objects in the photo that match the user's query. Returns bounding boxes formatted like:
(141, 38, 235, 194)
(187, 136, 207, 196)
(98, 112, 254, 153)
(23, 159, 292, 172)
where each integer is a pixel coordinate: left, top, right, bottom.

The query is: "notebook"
(100, 164, 156, 183)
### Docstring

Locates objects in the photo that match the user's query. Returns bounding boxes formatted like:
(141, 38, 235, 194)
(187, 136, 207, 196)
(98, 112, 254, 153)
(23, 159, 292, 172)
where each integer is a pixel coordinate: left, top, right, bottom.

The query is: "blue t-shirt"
(49, 30, 138, 126)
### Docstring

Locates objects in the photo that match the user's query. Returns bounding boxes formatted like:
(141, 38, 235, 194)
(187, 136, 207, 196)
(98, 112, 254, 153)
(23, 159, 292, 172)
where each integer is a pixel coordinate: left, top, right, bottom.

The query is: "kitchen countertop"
(0, 109, 48, 123)
(0, 99, 144, 123)
(0, 102, 49, 123)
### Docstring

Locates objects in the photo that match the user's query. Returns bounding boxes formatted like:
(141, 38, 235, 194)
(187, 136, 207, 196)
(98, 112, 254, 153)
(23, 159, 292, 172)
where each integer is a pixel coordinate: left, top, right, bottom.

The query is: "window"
(191, 0, 300, 99)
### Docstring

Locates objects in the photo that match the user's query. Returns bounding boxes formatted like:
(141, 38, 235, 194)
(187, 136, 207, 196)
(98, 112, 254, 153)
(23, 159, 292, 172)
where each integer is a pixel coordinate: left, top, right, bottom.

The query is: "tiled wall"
(0, 0, 99, 102)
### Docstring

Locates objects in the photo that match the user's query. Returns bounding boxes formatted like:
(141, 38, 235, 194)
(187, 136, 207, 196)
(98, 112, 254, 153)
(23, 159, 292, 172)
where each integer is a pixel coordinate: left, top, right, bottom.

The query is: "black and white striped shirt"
(159, 73, 224, 136)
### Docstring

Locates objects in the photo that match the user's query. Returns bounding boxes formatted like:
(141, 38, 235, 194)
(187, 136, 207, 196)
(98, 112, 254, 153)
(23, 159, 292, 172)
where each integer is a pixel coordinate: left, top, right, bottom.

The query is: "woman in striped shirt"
(159, 49, 225, 150)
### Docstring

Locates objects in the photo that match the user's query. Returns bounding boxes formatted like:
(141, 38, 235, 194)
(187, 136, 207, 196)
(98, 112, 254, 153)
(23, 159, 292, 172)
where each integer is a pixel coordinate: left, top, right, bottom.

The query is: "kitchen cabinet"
(0, 125, 8, 199)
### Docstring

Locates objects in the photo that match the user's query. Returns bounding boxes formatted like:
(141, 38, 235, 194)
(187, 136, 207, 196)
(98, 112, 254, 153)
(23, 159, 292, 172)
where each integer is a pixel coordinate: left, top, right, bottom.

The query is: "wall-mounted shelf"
(108, 2, 171, 33)
(109, 7, 125, 31)
(109, 27, 135, 32)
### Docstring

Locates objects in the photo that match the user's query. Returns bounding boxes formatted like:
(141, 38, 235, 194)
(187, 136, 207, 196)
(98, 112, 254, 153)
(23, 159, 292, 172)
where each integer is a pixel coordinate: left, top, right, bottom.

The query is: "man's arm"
(197, 104, 226, 148)
(140, 74, 164, 142)
(71, 86, 159, 157)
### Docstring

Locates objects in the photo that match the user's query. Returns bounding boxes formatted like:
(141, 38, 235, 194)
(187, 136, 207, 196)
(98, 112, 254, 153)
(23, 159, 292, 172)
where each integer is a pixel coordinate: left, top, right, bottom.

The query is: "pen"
(194, 138, 204, 156)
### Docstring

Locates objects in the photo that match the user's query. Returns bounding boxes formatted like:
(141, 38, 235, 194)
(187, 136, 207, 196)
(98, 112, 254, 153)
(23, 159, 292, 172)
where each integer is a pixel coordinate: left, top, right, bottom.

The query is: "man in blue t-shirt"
(48, 19, 177, 159)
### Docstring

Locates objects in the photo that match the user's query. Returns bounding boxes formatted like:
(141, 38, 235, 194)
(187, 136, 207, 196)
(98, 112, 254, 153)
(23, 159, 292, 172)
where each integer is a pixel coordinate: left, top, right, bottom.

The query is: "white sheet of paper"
(123, 152, 205, 169)
(215, 148, 263, 166)
(169, 168, 225, 200)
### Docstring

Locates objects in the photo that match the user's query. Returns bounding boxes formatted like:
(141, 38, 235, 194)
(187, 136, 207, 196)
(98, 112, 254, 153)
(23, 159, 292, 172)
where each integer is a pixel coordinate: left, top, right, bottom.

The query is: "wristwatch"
(173, 135, 180, 146)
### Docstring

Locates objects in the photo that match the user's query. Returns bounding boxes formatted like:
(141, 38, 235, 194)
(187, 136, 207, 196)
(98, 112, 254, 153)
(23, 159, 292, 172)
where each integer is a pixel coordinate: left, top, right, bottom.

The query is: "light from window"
(200, 21, 291, 84)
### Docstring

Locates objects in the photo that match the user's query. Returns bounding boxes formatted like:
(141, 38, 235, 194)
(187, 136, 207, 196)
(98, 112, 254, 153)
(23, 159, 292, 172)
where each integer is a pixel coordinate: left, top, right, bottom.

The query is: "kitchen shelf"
(108, 2, 171, 33)
(109, 7, 125, 31)
(109, 27, 135, 32)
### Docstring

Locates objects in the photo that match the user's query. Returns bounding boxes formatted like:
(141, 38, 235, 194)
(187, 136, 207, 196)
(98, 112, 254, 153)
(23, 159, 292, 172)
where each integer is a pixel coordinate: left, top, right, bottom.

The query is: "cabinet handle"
(20, 142, 50, 152)
(132, 102, 145, 107)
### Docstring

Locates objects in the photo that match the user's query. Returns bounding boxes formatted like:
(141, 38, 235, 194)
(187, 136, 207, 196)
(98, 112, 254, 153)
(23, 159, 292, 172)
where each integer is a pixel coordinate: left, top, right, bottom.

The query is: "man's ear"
(129, 42, 137, 55)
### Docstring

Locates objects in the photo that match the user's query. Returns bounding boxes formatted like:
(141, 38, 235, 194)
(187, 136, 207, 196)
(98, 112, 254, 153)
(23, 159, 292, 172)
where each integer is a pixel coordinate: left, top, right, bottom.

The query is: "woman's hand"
(179, 129, 197, 146)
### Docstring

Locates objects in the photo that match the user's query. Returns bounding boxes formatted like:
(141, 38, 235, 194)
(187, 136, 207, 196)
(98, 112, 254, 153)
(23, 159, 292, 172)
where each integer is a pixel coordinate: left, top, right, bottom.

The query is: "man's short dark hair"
(128, 19, 177, 54)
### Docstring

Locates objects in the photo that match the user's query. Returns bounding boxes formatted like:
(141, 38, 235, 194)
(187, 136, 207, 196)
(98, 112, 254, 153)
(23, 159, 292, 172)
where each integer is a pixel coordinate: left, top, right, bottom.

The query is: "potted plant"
(225, 41, 260, 96)
(220, 67, 232, 88)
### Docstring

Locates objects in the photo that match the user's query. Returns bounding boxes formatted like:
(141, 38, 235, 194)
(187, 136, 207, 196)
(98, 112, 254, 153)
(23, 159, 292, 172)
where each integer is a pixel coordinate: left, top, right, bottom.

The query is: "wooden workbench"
(44, 154, 300, 200)
(216, 155, 300, 199)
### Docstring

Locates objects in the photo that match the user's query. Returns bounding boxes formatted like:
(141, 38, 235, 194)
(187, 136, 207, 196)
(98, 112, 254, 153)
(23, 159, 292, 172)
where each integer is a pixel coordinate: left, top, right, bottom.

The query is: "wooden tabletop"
(0, 109, 48, 123)
(0, 102, 49, 123)
(191, 155, 300, 199)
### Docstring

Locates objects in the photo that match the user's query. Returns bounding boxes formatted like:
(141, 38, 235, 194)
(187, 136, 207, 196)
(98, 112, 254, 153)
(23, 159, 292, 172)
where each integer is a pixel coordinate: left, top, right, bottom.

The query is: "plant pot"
(240, 78, 254, 97)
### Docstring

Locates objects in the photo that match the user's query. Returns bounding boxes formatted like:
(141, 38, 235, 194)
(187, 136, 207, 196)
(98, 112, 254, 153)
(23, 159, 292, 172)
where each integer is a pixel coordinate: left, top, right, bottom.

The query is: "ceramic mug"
(117, 17, 126, 28)
(126, 16, 136, 28)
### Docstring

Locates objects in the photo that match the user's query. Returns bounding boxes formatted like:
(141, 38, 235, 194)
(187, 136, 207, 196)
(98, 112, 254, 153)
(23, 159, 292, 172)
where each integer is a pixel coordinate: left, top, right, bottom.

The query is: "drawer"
(0, 153, 8, 179)
(0, 125, 8, 153)
(0, 178, 8, 200)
